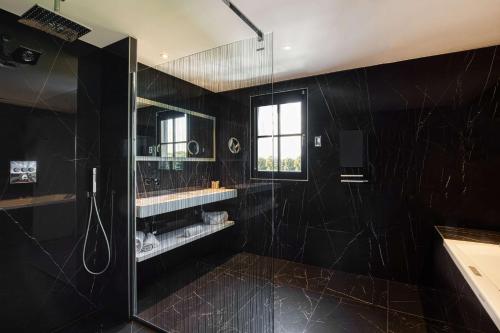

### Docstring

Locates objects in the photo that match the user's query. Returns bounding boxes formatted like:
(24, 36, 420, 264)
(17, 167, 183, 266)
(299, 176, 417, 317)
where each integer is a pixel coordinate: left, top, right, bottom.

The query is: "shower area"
(132, 34, 281, 332)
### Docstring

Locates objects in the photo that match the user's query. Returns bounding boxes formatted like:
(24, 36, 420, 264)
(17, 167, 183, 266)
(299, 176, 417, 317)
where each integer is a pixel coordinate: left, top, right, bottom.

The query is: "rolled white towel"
(135, 231, 146, 253)
(202, 211, 228, 225)
(142, 233, 160, 252)
(184, 225, 204, 238)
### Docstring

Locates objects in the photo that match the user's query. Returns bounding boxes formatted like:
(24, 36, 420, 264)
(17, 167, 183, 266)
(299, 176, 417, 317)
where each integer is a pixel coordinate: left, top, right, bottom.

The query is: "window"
(158, 112, 187, 158)
(251, 89, 307, 180)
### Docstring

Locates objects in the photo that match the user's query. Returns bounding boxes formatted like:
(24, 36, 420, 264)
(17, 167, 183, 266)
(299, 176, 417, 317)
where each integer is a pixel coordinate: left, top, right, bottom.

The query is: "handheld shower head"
(92, 167, 97, 194)
(83, 167, 111, 275)
(18, 1, 91, 42)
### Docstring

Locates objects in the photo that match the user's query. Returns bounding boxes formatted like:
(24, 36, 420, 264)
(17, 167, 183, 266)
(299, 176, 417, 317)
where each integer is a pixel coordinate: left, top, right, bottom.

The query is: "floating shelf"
(136, 221, 235, 262)
(136, 188, 237, 218)
(0, 193, 76, 210)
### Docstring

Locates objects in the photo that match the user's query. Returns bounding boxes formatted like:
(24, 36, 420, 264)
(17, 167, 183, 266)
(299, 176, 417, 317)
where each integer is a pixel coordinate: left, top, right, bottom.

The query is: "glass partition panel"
(133, 34, 275, 333)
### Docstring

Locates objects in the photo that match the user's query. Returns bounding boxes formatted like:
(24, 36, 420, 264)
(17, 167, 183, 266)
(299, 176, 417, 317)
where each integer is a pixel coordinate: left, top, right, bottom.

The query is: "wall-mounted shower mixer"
(82, 168, 111, 275)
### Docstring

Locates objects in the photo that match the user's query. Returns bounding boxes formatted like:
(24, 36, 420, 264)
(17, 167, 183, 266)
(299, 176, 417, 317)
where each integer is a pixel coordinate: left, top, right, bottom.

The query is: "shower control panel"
(10, 161, 37, 184)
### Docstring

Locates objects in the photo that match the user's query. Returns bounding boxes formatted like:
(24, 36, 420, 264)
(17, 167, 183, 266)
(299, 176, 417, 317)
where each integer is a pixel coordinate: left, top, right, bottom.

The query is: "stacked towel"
(136, 231, 146, 253)
(141, 233, 160, 252)
(202, 211, 228, 225)
(184, 225, 204, 238)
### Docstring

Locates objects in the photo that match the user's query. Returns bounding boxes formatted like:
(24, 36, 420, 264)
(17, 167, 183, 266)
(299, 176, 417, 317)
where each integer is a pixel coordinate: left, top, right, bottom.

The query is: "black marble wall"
(0, 9, 134, 331)
(99, 37, 136, 320)
(220, 45, 500, 285)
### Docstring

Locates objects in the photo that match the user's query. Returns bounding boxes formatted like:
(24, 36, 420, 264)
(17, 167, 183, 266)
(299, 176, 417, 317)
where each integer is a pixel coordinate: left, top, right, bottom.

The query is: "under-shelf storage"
(136, 188, 237, 218)
(136, 220, 235, 262)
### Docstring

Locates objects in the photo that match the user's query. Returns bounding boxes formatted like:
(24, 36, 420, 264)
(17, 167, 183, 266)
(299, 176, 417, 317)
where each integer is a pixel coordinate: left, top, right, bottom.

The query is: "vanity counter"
(136, 188, 237, 218)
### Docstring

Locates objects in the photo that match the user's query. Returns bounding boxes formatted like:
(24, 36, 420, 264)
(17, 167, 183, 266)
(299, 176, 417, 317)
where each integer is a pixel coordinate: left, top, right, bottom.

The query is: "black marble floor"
(131, 252, 495, 333)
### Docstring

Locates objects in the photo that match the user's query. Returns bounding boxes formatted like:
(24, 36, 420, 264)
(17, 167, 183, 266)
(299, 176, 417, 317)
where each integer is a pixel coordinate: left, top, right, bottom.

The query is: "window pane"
(280, 102, 301, 135)
(175, 115, 187, 141)
(160, 120, 167, 143)
(167, 119, 173, 142)
(257, 137, 278, 172)
(160, 119, 174, 143)
(175, 143, 187, 158)
(160, 143, 174, 158)
(280, 135, 301, 172)
(257, 105, 278, 136)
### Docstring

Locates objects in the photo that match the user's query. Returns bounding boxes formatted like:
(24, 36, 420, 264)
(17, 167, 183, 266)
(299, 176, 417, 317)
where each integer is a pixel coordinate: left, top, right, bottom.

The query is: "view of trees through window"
(257, 156, 301, 172)
(256, 102, 302, 173)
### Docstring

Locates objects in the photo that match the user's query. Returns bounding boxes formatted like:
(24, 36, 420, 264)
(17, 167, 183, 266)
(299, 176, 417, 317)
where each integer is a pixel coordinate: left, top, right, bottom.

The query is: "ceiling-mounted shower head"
(18, 1, 91, 42)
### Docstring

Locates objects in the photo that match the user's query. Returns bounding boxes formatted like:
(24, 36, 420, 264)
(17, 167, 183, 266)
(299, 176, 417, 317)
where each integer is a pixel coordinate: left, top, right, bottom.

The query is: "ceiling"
(1, 0, 500, 87)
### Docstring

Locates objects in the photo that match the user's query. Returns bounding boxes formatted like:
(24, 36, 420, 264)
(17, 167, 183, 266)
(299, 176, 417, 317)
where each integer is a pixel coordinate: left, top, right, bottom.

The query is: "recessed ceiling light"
(282, 46, 292, 51)
(160, 52, 169, 60)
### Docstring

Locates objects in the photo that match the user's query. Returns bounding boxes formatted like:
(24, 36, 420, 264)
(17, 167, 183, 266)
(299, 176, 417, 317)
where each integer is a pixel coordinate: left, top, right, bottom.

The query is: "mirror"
(136, 97, 216, 161)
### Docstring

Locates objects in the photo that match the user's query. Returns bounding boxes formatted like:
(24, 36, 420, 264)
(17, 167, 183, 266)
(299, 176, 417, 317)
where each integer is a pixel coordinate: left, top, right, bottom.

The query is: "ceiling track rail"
(222, 0, 263, 41)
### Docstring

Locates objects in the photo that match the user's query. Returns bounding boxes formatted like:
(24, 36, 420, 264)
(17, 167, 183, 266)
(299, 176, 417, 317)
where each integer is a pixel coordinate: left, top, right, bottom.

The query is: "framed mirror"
(136, 97, 216, 161)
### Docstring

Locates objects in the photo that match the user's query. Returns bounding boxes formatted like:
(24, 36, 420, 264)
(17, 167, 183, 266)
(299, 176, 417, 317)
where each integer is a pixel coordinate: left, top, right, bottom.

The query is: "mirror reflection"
(136, 97, 215, 161)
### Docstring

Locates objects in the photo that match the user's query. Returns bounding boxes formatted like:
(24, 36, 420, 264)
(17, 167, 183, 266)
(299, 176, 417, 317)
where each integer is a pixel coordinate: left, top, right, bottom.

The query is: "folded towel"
(135, 231, 146, 253)
(142, 233, 160, 252)
(202, 211, 228, 225)
(184, 225, 204, 238)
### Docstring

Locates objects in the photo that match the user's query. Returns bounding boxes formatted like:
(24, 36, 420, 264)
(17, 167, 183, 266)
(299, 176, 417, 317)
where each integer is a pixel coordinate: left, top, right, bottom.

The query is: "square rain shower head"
(18, 4, 91, 42)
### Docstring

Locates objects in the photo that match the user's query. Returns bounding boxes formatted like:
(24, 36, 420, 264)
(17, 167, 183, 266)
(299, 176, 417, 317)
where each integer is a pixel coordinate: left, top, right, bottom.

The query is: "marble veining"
(436, 225, 500, 244)
(0, 9, 133, 331)
(217, 43, 500, 287)
(134, 252, 495, 333)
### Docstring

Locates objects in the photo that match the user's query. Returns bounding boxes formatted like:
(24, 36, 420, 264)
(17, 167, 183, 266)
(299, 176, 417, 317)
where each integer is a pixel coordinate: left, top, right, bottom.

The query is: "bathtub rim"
(442, 237, 500, 330)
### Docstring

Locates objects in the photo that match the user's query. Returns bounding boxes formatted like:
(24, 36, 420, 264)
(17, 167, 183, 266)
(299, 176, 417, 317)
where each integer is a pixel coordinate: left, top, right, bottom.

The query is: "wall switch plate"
(10, 161, 37, 184)
(314, 136, 322, 147)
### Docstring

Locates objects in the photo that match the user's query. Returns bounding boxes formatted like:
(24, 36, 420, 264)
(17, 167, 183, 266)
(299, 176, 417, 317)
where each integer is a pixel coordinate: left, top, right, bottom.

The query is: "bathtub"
(443, 238, 500, 329)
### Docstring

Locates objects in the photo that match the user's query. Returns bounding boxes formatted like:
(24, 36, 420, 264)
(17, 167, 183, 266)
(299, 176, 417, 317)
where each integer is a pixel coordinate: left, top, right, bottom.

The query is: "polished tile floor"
(130, 252, 493, 333)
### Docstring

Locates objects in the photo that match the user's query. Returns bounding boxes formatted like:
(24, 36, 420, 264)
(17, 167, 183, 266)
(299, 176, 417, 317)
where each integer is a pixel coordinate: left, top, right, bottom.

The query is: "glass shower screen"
(133, 34, 277, 333)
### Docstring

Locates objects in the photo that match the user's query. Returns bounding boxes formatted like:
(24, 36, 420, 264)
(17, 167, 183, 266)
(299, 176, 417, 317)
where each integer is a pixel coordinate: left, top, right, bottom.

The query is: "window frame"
(250, 88, 308, 181)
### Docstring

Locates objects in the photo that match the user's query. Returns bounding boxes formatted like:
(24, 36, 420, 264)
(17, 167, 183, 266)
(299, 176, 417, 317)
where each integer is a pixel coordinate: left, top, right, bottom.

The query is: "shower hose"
(82, 192, 111, 275)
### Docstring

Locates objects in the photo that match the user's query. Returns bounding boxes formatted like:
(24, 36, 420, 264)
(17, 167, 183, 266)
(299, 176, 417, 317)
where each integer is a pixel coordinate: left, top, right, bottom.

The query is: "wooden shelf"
(136, 221, 235, 262)
(136, 188, 237, 218)
(0, 193, 76, 210)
